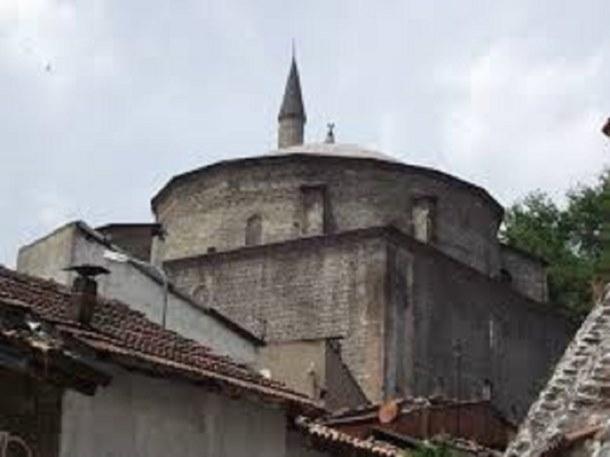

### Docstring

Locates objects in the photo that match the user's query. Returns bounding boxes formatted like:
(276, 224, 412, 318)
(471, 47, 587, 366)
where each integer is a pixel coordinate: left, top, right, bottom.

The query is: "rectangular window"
(245, 214, 262, 246)
(300, 185, 327, 236)
(412, 196, 437, 243)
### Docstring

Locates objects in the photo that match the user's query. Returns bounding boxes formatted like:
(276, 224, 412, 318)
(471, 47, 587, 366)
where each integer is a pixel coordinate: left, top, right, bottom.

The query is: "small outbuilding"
(0, 265, 319, 457)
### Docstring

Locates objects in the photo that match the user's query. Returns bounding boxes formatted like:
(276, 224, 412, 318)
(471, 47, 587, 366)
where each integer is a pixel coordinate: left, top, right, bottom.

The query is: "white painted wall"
(17, 221, 258, 365)
(60, 366, 287, 457)
(16, 223, 76, 284)
(71, 232, 258, 363)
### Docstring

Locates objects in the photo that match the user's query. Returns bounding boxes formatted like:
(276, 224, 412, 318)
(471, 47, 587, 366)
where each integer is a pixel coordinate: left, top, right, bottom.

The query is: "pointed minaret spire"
(278, 52, 306, 148)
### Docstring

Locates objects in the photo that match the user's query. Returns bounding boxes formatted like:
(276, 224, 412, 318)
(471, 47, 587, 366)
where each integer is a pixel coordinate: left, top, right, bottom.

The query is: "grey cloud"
(1, 0, 609, 265)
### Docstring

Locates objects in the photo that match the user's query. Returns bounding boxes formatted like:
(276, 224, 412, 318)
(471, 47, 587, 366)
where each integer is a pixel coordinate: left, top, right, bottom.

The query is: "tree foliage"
(410, 443, 453, 457)
(500, 169, 610, 319)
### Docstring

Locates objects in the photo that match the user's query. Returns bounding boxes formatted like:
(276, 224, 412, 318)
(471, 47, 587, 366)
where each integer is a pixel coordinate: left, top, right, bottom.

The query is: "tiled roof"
(0, 265, 319, 413)
(296, 417, 402, 457)
(323, 397, 514, 451)
(504, 285, 610, 457)
(73, 220, 263, 344)
(297, 398, 510, 457)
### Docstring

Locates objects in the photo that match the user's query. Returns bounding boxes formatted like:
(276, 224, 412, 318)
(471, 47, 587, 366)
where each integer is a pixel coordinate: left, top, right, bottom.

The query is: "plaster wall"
(60, 366, 286, 457)
(286, 429, 331, 457)
(17, 223, 76, 285)
(257, 339, 367, 410)
(16, 222, 258, 365)
(153, 157, 502, 275)
(258, 340, 326, 400)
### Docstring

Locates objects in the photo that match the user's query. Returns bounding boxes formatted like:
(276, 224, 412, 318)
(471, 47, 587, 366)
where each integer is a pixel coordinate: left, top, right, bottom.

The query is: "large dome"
(267, 143, 399, 163)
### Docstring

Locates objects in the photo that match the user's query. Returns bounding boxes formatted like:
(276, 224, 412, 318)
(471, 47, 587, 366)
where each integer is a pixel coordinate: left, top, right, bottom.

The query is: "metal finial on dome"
(325, 123, 335, 144)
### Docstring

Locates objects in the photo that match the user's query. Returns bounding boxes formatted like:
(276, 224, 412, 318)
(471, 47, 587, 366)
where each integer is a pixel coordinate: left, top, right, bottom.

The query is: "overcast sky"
(1, 0, 609, 266)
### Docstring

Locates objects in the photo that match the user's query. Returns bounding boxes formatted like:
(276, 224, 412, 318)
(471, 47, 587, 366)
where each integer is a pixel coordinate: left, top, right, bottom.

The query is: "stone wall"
(166, 227, 573, 415)
(384, 243, 415, 399)
(166, 231, 388, 401)
(324, 340, 369, 410)
(392, 234, 573, 421)
(500, 245, 548, 302)
(504, 287, 610, 457)
(96, 224, 156, 262)
(153, 156, 503, 275)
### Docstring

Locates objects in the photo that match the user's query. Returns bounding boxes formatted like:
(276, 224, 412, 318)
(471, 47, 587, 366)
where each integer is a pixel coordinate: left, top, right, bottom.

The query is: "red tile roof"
(0, 265, 319, 414)
(323, 397, 515, 450)
(297, 414, 504, 457)
(296, 417, 402, 457)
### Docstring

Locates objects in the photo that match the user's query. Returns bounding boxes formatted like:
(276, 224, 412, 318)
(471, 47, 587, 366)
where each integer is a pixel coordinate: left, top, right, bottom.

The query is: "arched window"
(245, 214, 262, 246)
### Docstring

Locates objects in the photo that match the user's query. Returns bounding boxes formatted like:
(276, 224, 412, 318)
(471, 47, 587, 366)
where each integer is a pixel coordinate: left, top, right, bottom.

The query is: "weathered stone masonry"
(167, 230, 388, 400)
(152, 155, 504, 277)
(146, 57, 572, 417)
(166, 226, 573, 416)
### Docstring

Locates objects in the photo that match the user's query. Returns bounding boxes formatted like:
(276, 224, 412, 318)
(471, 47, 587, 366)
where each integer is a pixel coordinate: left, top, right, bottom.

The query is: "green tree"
(411, 443, 453, 457)
(501, 169, 610, 319)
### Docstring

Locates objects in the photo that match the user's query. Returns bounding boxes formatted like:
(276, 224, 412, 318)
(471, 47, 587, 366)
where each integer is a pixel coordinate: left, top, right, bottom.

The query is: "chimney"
(63, 265, 110, 325)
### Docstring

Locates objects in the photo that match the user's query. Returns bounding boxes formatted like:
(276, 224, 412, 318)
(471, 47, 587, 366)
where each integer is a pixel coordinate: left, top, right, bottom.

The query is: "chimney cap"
(63, 264, 110, 278)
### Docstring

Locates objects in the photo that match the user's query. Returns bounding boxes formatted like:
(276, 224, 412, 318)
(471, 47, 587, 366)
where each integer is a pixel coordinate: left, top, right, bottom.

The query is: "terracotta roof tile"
(0, 265, 319, 413)
(296, 417, 402, 456)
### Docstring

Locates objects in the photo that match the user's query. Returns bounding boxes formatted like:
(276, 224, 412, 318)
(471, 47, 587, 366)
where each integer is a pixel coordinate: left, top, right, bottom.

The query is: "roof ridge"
(0, 265, 317, 409)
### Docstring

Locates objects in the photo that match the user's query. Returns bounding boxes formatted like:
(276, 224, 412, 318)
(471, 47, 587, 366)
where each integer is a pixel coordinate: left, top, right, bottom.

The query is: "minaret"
(278, 56, 306, 148)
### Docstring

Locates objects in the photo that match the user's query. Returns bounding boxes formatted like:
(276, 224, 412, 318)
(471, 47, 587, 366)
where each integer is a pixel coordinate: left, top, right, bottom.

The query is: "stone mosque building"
(19, 57, 573, 421)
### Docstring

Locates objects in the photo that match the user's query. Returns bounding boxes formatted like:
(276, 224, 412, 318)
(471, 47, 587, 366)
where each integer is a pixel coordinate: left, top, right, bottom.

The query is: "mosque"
(20, 56, 573, 421)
